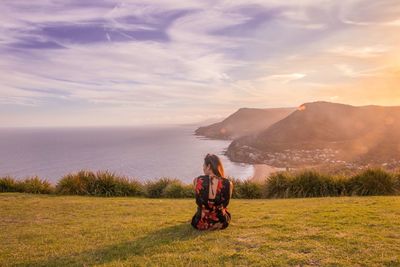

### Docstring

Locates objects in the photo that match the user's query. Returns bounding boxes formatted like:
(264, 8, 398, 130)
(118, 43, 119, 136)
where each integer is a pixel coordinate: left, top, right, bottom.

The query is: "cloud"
(327, 45, 390, 58)
(1, 0, 400, 126)
(334, 64, 394, 78)
(261, 73, 307, 83)
(339, 0, 400, 27)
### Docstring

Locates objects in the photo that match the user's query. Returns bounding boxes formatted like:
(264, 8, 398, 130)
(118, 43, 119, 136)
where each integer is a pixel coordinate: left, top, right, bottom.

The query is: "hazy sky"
(1, 0, 399, 127)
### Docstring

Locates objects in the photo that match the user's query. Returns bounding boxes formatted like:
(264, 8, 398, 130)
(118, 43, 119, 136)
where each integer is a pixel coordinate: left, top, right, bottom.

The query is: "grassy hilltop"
(1, 193, 399, 266)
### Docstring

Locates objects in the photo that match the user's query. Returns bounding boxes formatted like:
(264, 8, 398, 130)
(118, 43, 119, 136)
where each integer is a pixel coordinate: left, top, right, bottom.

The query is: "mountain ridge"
(195, 107, 295, 140)
(223, 101, 400, 171)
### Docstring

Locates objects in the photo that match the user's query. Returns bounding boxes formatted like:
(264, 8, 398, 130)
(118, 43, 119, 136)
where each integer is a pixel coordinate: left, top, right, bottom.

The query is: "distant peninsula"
(196, 101, 400, 173)
(195, 107, 295, 140)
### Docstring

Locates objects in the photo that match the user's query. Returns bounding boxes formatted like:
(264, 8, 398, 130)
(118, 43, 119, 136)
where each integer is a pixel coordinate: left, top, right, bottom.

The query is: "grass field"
(1, 193, 399, 266)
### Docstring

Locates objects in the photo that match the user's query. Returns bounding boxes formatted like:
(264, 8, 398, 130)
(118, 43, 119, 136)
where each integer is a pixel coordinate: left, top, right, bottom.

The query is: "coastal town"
(226, 144, 400, 173)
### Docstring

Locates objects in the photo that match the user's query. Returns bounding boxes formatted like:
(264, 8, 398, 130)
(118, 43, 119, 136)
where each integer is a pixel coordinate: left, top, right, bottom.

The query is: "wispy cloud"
(261, 73, 306, 83)
(1, 0, 399, 126)
(338, 0, 400, 26)
(327, 45, 390, 58)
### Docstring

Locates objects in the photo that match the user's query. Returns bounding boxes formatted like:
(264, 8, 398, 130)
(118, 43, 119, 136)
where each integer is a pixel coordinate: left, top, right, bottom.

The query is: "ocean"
(0, 125, 254, 184)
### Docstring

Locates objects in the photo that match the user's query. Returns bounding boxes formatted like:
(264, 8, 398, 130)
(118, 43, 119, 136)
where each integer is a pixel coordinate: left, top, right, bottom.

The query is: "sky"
(1, 0, 399, 127)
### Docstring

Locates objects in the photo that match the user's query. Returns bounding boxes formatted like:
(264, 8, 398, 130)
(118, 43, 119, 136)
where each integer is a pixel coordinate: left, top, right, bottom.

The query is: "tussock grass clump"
(56, 170, 144, 197)
(1, 176, 53, 194)
(264, 171, 349, 198)
(56, 170, 96, 195)
(395, 171, 400, 194)
(231, 178, 262, 199)
(183, 184, 195, 198)
(230, 177, 242, 199)
(347, 168, 397, 196)
(0, 176, 19, 192)
(144, 178, 175, 198)
(163, 180, 194, 198)
(113, 177, 144, 197)
(330, 175, 349, 196)
(144, 178, 193, 198)
(286, 170, 336, 198)
(93, 171, 140, 197)
(18, 176, 54, 194)
(1, 168, 400, 198)
(264, 172, 292, 198)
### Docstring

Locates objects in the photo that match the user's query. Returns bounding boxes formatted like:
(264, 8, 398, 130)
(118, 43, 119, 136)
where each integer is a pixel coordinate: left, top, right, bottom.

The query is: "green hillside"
(1, 193, 399, 266)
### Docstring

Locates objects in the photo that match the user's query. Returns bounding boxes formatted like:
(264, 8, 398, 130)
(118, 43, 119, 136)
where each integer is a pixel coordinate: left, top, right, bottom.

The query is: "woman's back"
(191, 174, 233, 230)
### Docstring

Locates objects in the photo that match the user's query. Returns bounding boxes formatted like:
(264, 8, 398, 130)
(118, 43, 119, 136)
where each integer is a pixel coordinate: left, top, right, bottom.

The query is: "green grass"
(1, 193, 400, 266)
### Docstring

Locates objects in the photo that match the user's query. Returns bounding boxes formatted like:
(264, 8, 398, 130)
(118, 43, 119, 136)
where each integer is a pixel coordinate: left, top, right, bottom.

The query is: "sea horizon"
(0, 124, 254, 184)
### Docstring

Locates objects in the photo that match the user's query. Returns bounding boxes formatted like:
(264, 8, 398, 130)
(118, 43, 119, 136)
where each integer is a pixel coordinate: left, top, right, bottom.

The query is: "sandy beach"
(250, 164, 286, 183)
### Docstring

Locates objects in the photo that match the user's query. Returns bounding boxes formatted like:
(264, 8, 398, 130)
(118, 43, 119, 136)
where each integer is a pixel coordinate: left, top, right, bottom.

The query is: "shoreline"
(250, 164, 286, 183)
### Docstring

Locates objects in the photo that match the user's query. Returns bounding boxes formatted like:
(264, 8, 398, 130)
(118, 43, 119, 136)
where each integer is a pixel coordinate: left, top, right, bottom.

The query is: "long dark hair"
(204, 153, 225, 178)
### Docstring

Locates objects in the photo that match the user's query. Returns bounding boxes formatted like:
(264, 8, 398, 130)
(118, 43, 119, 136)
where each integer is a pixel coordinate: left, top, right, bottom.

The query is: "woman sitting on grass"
(191, 153, 233, 230)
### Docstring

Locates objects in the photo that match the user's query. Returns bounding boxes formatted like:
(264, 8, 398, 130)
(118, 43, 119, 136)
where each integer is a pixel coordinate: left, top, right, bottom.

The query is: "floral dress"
(191, 175, 232, 230)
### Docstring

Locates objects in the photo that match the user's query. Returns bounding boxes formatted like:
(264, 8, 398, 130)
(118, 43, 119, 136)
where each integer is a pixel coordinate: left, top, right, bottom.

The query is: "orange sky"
(0, 0, 399, 126)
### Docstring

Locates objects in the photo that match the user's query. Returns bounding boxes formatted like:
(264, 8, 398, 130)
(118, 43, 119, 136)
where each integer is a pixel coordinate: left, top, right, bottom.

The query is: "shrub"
(230, 178, 262, 199)
(145, 178, 174, 198)
(347, 168, 396, 196)
(0, 176, 19, 192)
(18, 176, 54, 194)
(264, 172, 292, 198)
(114, 178, 144, 197)
(92, 170, 120, 196)
(91, 170, 143, 197)
(330, 175, 349, 196)
(56, 170, 96, 195)
(229, 177, 242, 199)
(3, 168, 399, 198)
(56, 170, 144, 197)
(163, 180, 193, 198)
(286, 170, 335, 198)
(182, 184, 195, 198)
(395, 172, 400, 194)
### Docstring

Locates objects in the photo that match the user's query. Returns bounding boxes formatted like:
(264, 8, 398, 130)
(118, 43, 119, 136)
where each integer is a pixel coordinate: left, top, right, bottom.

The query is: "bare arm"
(229, 180, 233, 199)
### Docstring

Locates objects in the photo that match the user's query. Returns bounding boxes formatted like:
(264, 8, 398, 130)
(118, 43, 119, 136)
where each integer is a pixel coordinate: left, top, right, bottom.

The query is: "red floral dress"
(191, 175, 232, 230)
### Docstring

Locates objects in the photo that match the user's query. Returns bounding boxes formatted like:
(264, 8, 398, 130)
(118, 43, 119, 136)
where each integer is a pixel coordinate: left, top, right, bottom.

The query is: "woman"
(191, 153, 233, 230)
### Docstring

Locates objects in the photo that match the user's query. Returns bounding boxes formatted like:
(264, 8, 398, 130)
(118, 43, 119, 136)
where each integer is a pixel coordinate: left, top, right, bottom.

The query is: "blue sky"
(1, 0, 399, 126)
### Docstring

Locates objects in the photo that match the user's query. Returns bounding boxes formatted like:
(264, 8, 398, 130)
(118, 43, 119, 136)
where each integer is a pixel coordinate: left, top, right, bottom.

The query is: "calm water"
(0, 125, 253, 184)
